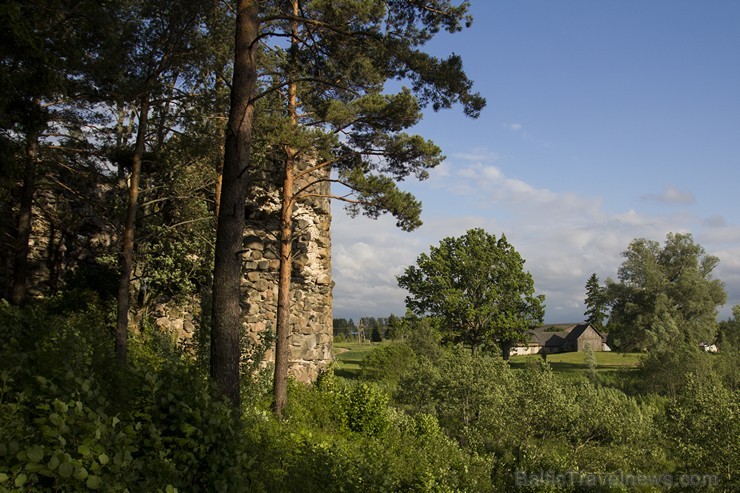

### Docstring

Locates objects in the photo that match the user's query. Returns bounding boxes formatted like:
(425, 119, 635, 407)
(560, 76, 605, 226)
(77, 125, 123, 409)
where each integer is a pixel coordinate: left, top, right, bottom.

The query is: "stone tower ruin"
(240, 158, 333, 382)
(3, 159, 334, 382)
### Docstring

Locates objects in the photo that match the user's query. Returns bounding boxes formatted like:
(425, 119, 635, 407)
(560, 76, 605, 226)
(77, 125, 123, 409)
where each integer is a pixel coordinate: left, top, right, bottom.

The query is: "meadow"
(334, 341, 642, 382)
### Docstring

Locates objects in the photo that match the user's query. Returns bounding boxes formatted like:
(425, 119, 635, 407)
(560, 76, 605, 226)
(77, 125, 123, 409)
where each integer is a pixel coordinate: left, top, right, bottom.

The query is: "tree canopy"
(397, 228, 544, 358)
(0, 0, 487, 412)
(605, 233, 726, 351)
(234, 0, 486, 415)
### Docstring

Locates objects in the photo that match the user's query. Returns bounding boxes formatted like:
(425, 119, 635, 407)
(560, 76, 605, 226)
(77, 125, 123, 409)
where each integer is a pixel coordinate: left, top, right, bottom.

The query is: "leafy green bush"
(249, 376, 494, 492)
(397, 347, 511, 445)
(396, 349, 672, 490)
(405, 315, 445, 361)
(0, 293, 255, 492)
(630, 344, 715, 398)
(360, 341, 416, 388)
(711, 348, 740, 391)
(343, 382, 390, 436)
(662, 375, 739, 491)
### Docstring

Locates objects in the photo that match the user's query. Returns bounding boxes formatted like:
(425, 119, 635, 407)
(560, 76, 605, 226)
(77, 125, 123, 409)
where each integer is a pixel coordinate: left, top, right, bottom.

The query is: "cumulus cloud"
(699, 217, 740, 245)
(330, 157, 739, 324)
(331, 213, 423, 318)
(449, 162, 603, 222)
(712, 246, 740, 319)
(642, 185, 696, 205)
(451, 150, 501, 162)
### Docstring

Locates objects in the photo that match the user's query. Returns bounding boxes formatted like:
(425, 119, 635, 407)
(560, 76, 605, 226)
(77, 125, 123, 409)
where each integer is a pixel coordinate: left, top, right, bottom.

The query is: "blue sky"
(331, 0, 740, 324)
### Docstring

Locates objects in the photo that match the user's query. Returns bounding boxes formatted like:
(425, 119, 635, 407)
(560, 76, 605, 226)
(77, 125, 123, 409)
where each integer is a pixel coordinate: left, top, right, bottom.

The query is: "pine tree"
(211, 0, 260, 409)
(0, 0, 108, 304)
(211, 0, 485, 414)
(584, 273, 607, 331)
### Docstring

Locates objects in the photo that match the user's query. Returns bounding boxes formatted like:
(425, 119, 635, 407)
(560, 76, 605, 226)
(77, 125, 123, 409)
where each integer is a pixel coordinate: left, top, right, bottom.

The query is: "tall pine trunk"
(211, 0, 259, 409)
(115, 95, 150, 365)
(272, 0, 300, 418)
(273, 152, 295, 417)
(10, 131, 39, 306)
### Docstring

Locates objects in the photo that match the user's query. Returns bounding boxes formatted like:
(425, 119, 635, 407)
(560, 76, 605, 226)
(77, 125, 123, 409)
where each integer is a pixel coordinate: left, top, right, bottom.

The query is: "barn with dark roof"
(511, 323, 610, 356)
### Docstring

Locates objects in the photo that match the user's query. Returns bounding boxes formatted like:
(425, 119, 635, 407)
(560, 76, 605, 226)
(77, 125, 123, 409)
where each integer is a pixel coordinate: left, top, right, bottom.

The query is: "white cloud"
(713, 246, 740, 319)
(330, 157, 740, 324)
(642, 185, 696, 205)
(700, 219, 740, 245)
(506, 123, 523, 131)
(451, 150, 501, 162)
(331, 213, 423, 318)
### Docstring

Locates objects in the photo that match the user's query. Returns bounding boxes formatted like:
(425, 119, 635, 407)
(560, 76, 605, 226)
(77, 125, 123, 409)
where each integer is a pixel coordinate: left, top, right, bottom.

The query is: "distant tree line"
(333, 314, 407, 342)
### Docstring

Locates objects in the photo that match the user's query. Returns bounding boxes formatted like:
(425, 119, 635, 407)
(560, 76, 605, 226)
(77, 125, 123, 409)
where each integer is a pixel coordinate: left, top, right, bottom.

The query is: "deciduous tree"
(398, 228, 544, 358)
(605, 233, 726, 351)
(717, 304, 740, 351)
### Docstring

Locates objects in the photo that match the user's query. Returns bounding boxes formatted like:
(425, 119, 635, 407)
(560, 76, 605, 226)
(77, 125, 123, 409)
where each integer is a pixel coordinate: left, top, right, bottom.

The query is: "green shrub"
(360, 341, 416, 388)
(252, 379, 494, 492)
(0, 293, 256, 492)
(397, 347, 511, 446)
(405, 315, 445, 361)
(343, 382, 390, 436)
(629, 344, 715, 398)
(662, 375, 739, 491)
(711, 348, 740, 391)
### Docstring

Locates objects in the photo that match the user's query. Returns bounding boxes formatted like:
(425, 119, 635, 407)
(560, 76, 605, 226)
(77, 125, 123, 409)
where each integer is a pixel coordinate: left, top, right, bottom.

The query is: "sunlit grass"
(509, 351, 642, 368)
(333, 341, 379, 379)
(333, 341, 643, 382)
(508, 351, 642, 383)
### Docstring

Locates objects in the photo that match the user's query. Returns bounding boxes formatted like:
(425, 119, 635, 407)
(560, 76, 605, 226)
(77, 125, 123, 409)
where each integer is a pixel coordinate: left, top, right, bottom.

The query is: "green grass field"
(508, 351, 642, 383)
(333, 341, 642, 382)
(333, 341, 378, 379)
(508, 351, 642, 369)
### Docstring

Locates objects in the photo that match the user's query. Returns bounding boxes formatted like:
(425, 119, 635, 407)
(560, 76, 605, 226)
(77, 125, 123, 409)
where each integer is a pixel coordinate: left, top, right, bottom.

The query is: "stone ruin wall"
(239, 158, 333, 382)
(5, 161, 334, 383)
(0, 187, 118, 301)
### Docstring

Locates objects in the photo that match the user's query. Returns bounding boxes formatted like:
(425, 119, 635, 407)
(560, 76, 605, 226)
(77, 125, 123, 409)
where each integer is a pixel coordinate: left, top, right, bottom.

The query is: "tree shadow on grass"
(333, 367, 360, 380)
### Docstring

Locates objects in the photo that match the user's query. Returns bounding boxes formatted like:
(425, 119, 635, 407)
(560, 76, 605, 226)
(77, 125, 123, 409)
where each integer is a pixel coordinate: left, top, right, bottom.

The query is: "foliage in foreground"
(0, 294, 491, 492)
(363, 341, 738, 492)
(1, 295, 737, 492)
(0, 293, 250, 492)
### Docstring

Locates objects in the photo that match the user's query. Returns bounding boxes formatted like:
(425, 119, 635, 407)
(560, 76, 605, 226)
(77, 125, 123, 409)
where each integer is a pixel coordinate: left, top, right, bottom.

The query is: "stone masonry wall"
(240, 157, 333, 382)
(4, 160, 334, 383)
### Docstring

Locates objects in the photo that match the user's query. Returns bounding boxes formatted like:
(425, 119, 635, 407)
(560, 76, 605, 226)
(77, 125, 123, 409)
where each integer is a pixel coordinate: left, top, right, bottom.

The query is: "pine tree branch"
(294, 177, 363, 203)
(298, 192, 369, 206)
(259, 14, 357, 38)
(137, 216, 213, 242)
(292, 157, 340, 181)
(251, 76, 360, 105)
